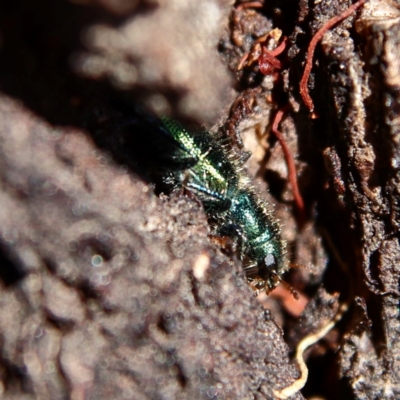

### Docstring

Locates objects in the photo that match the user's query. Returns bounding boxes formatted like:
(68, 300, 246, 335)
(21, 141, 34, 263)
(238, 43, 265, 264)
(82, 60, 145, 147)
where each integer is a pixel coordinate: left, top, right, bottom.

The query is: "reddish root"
(271, 107, 305, 219)
(238, 29, 286, 73)
(269, 36, 287, 57)
(300, 0, 367, 113)
(258, 36, 287, 75)
(270, 285, 308, 317)
(237, 52, 250, 71)
(258, 37, 287, 75)
(236, 1, 264, 11)
(259, 50, 282, 74)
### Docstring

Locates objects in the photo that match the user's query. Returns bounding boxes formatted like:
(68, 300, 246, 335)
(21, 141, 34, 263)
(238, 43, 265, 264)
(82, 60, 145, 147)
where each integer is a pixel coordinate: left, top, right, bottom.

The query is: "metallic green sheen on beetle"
(160, 117, 286, 293)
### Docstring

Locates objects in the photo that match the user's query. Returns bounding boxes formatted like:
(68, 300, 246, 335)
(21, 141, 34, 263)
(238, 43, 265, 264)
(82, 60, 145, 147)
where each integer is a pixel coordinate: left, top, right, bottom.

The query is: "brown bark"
(0, 0, 399, 399)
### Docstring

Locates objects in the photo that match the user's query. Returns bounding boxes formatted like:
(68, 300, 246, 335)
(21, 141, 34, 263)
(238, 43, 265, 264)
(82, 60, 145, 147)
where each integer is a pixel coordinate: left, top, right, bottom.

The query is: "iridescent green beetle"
(160, 117, 286, 293)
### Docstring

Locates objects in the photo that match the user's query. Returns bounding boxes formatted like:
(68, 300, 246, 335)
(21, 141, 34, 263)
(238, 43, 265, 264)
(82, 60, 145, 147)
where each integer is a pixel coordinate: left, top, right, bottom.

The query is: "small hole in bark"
(0, 244, 26, 286)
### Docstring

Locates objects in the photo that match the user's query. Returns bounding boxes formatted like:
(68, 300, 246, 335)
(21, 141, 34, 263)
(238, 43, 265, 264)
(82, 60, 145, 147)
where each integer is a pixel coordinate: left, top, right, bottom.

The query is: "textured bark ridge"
(330, 2, 400, 397)
(287, 0, 400, 398)
(0, 0, 399, 399)
(0, 98, 300, 399)
(0, 2, 302, 399)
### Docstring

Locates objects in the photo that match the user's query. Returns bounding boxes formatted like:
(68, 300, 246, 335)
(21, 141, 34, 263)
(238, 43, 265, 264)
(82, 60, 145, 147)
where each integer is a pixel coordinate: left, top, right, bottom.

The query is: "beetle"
(159, 117, 286, 293)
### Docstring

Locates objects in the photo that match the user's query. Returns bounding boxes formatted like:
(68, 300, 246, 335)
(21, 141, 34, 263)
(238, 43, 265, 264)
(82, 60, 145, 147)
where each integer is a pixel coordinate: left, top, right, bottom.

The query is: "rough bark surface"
(0, 0, 399, 399)
(286, 0, 400, 398)
(0, 97, 301, 399)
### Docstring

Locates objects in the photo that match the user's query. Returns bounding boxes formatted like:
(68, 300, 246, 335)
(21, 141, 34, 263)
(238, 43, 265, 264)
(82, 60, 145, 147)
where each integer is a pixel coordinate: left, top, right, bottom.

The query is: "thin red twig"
(259, 49, 282, 74)
(300, 0, 367, 113)
(271, 107, 305, 218)
(269, 36, 287, 57)
(236, 1, 264, 11)
(258, 36, 287, 75)
(238, 31, 286, 73)
(237, 52, 251, 71)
